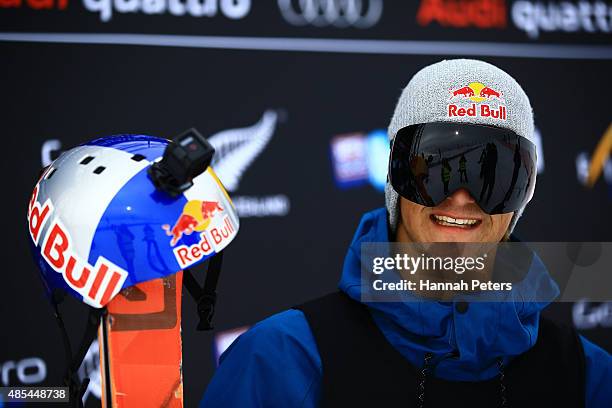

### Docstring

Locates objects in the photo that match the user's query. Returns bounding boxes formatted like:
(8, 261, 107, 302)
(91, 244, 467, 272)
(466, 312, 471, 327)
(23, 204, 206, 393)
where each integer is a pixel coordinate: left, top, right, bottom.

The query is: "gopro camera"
(148, 128, 215, 197)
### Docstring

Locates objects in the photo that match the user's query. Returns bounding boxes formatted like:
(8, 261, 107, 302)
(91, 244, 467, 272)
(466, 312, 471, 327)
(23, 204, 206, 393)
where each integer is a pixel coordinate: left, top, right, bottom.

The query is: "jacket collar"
(338, 208, 559, 380)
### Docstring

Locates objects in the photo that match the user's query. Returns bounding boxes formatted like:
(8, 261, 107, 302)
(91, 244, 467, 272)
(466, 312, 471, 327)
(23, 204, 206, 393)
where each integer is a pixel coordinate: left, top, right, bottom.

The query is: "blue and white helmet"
(27, 134, 240, 308)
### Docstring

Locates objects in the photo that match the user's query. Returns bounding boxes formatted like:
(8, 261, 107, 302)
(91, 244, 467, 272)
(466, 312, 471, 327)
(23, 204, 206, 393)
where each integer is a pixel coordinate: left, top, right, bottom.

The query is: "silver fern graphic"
(209, 110, 278, 192)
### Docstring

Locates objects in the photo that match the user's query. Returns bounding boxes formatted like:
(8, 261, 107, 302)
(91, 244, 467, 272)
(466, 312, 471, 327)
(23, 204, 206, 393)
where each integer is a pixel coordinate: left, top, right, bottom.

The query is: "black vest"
(294, 292, 585, 408)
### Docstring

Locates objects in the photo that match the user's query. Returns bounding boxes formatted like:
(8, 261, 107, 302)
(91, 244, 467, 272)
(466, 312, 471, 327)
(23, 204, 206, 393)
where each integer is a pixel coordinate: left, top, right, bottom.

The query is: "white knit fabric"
(385, 59, 535, 235)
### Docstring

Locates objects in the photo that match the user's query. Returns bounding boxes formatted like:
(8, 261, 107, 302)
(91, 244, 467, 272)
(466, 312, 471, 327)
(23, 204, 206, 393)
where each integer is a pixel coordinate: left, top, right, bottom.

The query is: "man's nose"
(446, 188, 476, 206)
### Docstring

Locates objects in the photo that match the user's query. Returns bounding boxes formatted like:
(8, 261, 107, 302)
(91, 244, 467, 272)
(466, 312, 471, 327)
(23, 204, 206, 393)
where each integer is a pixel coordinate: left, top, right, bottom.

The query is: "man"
(201, 59, 611, 407)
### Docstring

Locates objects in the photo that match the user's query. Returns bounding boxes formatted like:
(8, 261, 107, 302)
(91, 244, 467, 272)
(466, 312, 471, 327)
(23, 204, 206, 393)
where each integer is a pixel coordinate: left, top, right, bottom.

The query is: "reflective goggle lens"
(389, 122, 537, 214)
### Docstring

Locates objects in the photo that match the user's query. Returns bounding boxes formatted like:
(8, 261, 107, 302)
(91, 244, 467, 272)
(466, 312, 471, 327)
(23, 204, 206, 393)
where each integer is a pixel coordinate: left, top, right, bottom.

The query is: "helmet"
(28, 132, 239, 308)
(26, 130, 239, 407)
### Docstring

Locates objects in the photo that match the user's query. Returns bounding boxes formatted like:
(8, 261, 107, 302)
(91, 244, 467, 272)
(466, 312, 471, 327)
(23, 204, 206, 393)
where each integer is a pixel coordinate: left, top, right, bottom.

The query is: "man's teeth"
(432, 215, 478, 227)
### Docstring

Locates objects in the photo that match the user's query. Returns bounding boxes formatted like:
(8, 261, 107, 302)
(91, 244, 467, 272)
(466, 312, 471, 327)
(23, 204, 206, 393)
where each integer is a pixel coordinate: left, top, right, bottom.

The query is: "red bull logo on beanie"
(448, 82, 507, 121)
(164, 199, 237, 269)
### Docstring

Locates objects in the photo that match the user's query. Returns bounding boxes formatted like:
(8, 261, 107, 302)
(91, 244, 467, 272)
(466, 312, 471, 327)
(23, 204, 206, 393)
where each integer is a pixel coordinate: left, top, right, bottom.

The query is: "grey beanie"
(386, 59, 536, 235)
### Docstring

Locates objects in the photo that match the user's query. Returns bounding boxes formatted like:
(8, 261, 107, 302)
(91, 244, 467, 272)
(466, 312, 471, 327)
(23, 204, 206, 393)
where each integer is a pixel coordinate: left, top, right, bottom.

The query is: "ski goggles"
(389, 122, 537, 214)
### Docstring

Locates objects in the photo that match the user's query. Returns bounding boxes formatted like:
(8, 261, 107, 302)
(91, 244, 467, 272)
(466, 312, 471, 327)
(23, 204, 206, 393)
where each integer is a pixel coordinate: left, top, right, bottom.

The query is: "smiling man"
(396, 188, 511, 243)
(201, 59, 611, 407)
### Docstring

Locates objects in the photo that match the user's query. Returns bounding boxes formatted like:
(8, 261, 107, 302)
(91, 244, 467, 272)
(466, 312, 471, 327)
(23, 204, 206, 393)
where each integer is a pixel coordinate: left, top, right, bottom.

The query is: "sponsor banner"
(330, 129, 389, 191)
(0, 358, 47, 386)
(511, 0, 612, 39)
(576, 123, 612, 198)
(278, 0, 383, 28)
(416, 0, 612, 43)
(232, 195, 290, 218)
(1, 13, 610, 405)
(1, 1, 611, 45)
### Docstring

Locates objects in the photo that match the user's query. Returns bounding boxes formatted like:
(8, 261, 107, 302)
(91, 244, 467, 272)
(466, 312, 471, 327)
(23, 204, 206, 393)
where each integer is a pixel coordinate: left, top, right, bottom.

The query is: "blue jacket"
(201, 208, 612, 407)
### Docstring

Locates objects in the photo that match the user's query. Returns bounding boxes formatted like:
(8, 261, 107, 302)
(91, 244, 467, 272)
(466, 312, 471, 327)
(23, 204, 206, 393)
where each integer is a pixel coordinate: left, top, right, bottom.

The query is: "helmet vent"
(80, 156, 95, 165)
(45, 168, 56, 179)
(93, 166, 106, 174)
(131, 154, 146, 162)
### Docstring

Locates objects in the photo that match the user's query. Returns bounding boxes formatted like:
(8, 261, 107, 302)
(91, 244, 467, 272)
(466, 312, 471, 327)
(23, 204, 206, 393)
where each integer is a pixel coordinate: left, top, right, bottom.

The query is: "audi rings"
(278, 0, 383, 28)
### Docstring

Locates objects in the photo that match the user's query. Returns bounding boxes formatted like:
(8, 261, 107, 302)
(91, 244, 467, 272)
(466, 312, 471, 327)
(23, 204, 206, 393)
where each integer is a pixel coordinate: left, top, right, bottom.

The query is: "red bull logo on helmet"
(163, 199, 237, 269)
(27, 183, 128, 308)
(448, 82, 506, 121)
(163, 200, 224, 246)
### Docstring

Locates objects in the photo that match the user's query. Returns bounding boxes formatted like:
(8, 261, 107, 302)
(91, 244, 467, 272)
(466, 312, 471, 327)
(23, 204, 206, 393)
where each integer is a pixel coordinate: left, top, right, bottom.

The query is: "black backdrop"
(1, 1, 611, 407)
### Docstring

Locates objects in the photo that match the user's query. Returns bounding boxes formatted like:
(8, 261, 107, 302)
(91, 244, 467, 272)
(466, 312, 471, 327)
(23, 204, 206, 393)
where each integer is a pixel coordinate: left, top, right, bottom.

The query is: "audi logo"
(278, 0, 383, 28)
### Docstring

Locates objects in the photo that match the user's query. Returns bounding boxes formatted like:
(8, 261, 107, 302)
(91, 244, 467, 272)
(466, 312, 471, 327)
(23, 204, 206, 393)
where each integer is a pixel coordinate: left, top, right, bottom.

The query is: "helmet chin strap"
(49, 250, 225, 407)
(182, 251, 224, 331)
(51, 290, 104, 408)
